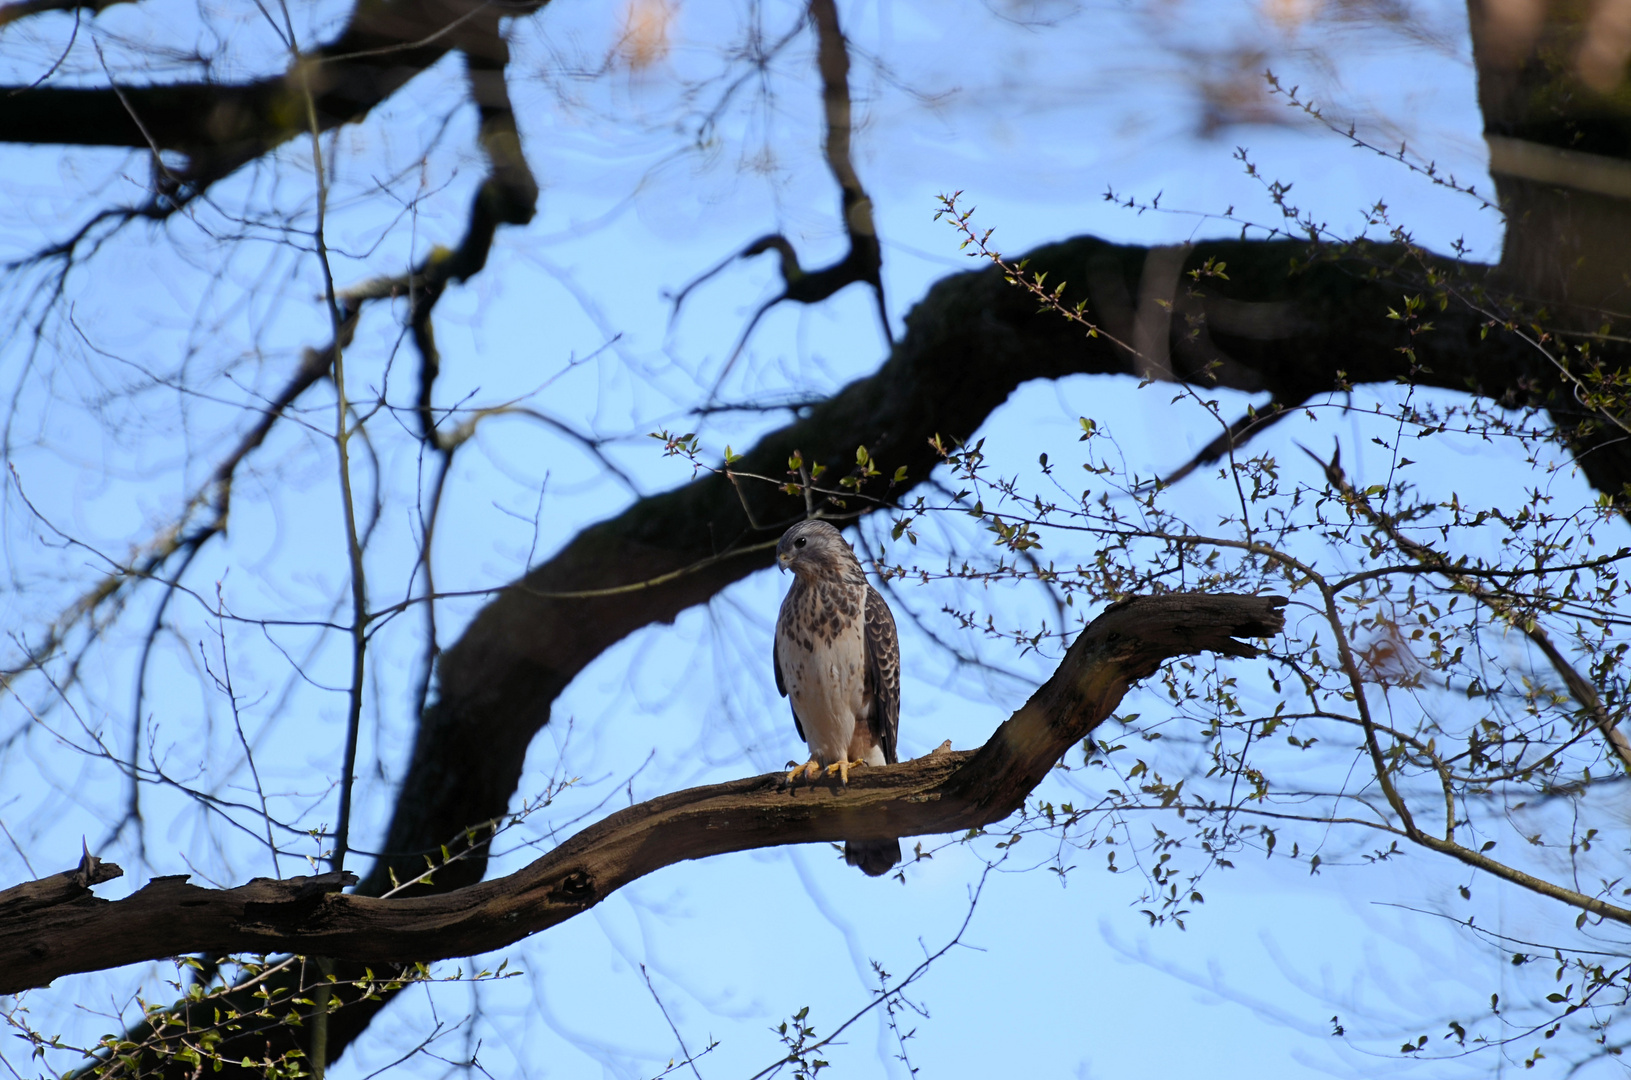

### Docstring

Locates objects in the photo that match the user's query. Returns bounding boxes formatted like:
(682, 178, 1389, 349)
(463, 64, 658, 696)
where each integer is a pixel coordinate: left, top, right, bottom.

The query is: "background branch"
(672, 0, 892, 389)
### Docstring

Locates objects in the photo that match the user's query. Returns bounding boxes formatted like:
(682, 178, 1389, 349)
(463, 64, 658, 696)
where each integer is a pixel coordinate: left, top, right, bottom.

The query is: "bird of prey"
(773, 519, 901, 876)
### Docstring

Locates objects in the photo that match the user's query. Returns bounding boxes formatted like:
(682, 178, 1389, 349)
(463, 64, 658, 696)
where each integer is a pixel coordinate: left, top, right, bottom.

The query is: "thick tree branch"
(0, 592, 1285, 996)
(12, 0, 1631, 1070)
(0, 0, 551, 211)
(0, 846, 123, 917)
(1469, 0, 1631, 311)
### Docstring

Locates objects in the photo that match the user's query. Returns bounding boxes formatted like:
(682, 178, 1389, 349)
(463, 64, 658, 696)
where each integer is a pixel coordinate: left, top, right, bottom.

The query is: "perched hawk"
(773, 520, 901, 876)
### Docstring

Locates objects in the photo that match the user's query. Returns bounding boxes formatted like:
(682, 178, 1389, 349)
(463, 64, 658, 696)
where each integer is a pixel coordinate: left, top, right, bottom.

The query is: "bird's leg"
(786, 757, 823, 786)
(823, 759, 867, 785)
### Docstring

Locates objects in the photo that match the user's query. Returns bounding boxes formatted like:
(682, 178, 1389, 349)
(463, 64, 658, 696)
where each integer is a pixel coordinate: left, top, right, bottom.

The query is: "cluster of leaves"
(899, 184, 1631, 1068)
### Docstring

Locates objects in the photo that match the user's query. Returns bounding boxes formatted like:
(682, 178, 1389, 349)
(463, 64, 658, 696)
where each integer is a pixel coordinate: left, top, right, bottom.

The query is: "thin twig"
(640, 965, 705, 1080)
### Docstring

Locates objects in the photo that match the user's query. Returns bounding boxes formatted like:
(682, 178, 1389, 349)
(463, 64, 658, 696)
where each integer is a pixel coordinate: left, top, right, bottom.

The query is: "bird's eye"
(794, 537, 807, 548)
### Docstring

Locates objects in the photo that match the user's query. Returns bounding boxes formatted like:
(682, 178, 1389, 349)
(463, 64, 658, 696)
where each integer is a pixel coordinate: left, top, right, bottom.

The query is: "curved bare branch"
(0, 591, 1285, 996)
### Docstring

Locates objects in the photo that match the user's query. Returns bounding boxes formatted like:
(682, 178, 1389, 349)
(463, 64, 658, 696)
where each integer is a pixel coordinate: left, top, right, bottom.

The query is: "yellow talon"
(786, 758, 822, 786)
(824, 759, 864, 785)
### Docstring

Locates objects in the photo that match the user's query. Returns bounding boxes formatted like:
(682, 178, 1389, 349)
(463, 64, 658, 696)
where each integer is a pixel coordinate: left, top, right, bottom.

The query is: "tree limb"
(0, 0, 552, 212)
(0, 592, 1285, 996)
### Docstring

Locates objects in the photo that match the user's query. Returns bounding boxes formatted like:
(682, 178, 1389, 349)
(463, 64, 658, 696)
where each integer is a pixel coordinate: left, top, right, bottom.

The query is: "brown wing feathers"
(772, 617, 805, 742)
(862, 584, 900, 765)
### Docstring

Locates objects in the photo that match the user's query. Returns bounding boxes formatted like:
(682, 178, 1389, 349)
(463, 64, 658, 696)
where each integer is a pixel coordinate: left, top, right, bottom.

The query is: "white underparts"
(784, 590, 883, 767)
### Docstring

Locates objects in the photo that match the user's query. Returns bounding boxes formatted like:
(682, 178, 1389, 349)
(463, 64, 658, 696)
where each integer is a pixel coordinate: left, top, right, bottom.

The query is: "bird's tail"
(844, 837, 901, 877)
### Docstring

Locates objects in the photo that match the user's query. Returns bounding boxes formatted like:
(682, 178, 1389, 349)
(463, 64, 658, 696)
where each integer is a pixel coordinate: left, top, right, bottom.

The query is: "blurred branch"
(747, 861, 991, 1080)
(0, 311, 355, 693)
(398, 29, 540, 730)
(298, 49, 368, 897)
(0, 0, 132, 28)
(1158, 395, 1302, 486)
(670, 0, 892, 392)
(4, 13, 541, 700)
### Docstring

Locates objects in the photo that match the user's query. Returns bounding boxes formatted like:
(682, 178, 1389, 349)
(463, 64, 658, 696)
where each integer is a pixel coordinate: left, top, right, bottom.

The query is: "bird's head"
(776, 519, 849, 578)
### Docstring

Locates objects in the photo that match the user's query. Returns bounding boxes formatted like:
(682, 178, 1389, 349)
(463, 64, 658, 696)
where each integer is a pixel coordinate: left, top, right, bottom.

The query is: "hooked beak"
(777, 550, 791, 573)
